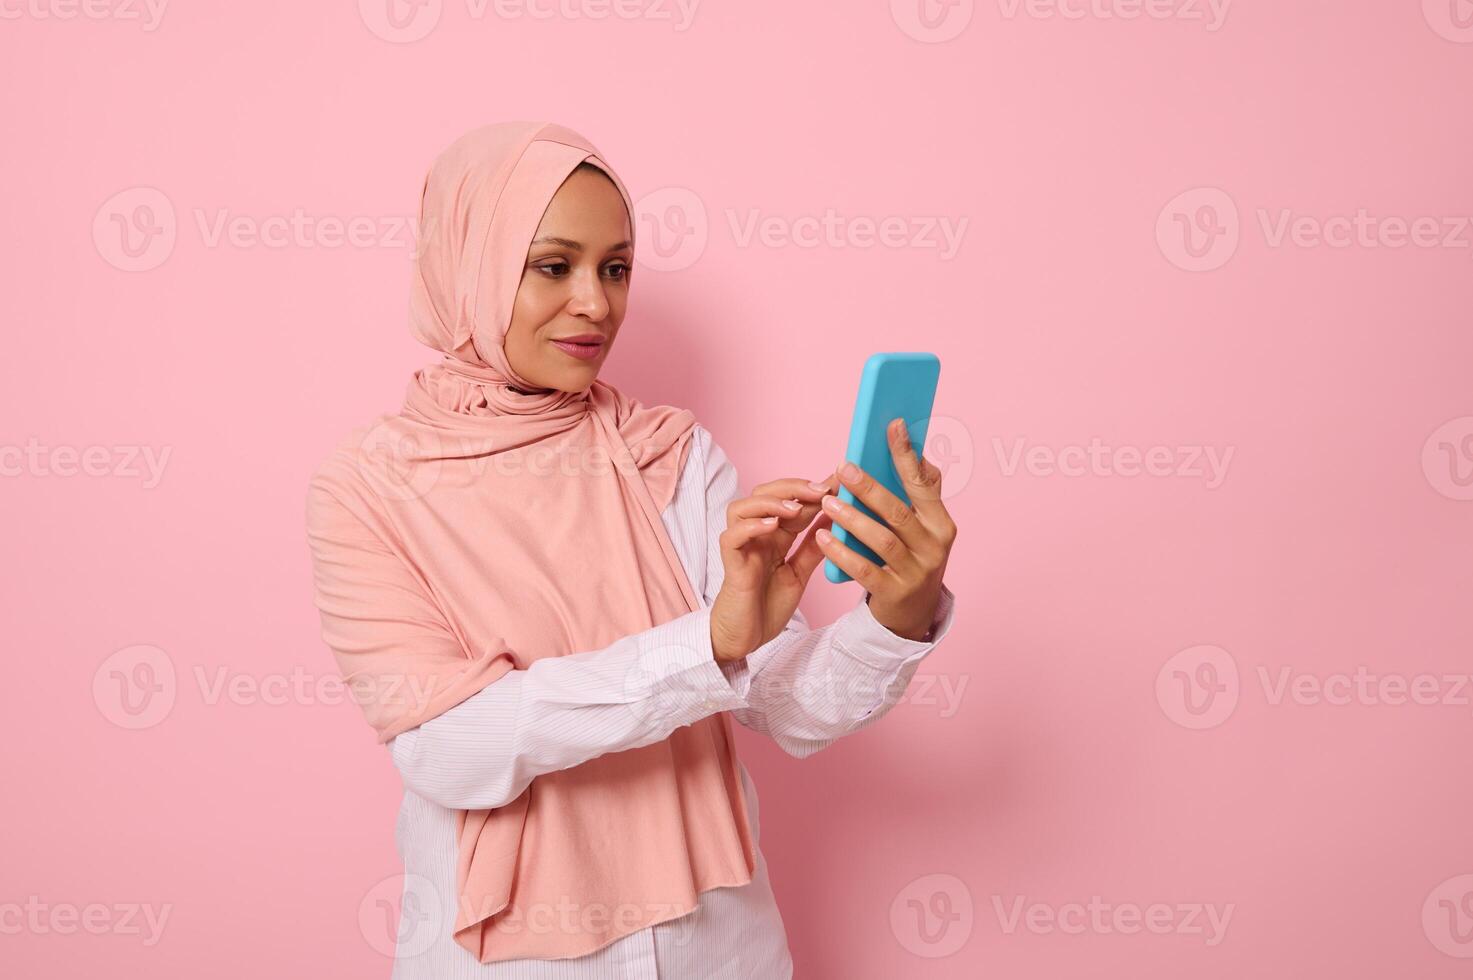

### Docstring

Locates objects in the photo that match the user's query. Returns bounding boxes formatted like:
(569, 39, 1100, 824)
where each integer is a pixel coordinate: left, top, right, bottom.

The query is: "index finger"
(749, 474, 838, 500)
(884, 417, 948, 523)
(834, 453, 929, 552)
(835, 419, 948, 545)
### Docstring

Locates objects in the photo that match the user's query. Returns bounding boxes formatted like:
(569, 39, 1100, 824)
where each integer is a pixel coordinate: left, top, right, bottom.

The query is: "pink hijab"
(305, 121, 755, 963)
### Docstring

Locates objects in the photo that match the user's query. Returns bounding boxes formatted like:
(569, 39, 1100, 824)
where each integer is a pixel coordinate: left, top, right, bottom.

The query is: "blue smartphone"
(824, 352, 941, 584)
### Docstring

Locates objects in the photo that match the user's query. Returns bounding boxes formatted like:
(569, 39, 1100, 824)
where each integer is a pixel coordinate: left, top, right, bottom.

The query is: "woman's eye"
(532, 261, 628, 281)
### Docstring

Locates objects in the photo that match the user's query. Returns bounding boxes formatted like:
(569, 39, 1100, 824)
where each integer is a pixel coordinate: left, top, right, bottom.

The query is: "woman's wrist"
(865, 588, 939, 642)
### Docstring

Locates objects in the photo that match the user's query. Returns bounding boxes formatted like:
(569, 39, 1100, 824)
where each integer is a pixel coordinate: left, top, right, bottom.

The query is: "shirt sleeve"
(387, 602, 751, 810)
(701, 430, 958, 759)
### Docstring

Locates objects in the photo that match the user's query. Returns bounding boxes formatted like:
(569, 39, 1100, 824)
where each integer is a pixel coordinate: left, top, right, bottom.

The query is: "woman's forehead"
(535, 171, 633, 242)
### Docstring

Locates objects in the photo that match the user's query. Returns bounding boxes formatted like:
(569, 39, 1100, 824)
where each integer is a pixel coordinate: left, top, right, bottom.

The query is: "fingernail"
(783, 499, 801, 511)
(807, 478, 830, 491)
(896, 418, 908, 439)
(821, 494, 841, 512)
(839, 462, 860, 482)
(816, 527, 832, 544)
(762, 516, 778, 524)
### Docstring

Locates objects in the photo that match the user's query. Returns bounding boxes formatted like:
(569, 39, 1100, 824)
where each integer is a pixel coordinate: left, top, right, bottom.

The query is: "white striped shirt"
(382, 423, 958, 978)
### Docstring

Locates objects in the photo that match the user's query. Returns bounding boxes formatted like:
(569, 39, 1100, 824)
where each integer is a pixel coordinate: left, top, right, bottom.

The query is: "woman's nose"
(567, 268, 610, 320)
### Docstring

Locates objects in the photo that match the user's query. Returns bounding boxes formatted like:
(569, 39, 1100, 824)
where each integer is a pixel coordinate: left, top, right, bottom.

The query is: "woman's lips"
(550, 339, 605, 361)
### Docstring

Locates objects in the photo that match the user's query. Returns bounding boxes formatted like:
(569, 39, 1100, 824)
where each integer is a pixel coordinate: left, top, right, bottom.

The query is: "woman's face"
(503, 166, 633, 393)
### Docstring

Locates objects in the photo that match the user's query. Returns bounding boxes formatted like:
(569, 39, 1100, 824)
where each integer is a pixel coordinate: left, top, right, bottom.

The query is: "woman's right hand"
(709, 472, 838, 663)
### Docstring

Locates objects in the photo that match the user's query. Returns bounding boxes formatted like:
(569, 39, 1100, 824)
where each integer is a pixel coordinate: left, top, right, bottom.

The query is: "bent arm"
(389, 606, 749, 810)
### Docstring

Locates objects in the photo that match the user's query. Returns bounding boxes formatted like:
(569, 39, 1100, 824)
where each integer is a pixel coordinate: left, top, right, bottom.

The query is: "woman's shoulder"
(683, 421, 740, 502)
(663, 418, 708, 503)
(303, 414, 401, 526)
(689, 420, 713, 453)
(689, 420, 729, 471)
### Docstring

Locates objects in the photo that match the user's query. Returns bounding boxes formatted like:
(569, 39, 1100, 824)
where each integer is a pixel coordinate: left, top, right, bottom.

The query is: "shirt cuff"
(718, 656, 754, 703)
(632, 605, 752, 723)
(836, 581, 957, 670)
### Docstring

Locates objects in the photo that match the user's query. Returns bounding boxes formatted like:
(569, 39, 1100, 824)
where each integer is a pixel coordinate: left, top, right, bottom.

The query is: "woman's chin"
(554, 368, 600, 393)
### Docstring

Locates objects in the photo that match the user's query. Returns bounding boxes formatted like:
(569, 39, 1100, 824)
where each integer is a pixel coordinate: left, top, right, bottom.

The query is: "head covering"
(305, 121, 755, 963)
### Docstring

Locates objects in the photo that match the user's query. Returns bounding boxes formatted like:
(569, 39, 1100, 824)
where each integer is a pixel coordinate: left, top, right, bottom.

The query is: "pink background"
(4, 1, 1472, 977)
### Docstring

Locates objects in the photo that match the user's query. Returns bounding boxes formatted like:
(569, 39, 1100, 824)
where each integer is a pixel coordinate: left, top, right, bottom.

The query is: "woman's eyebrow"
(531, 236, 632, 252)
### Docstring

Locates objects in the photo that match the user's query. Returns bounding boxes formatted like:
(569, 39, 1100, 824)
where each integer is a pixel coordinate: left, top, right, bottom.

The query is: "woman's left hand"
(816, 417, 958, 641)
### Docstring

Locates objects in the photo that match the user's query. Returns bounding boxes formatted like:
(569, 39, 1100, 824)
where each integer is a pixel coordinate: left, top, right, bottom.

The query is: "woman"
(305, 121, 958, 978)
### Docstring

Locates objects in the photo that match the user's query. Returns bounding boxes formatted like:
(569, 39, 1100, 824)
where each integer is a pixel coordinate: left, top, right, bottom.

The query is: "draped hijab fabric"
(305, 121, 756, 963)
